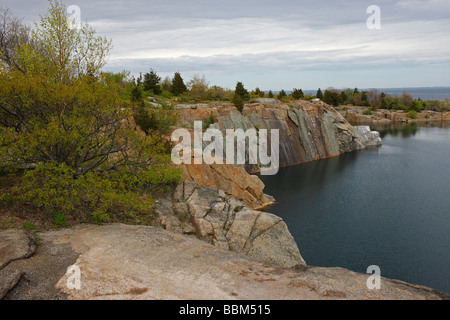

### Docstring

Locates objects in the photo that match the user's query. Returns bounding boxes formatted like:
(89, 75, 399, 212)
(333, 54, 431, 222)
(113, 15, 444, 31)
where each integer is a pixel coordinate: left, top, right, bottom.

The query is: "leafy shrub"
(203, 114, 216, 129)
(407, 110, 418, 119)
(0, 2, 182, 225)
(233, 93, 244, 113)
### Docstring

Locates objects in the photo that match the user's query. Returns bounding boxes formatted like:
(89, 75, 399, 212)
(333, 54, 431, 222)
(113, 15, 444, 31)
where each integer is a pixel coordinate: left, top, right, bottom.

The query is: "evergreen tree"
(161, 76, 172, 92)
(361, 91, 369, 106)
(340, 91, 347, 104)
(254, 87, 264, 97)
(316, 88, 323, 99)
(131, 85, 144, 103)
(233, 93, 244, 113)
(143, 69, 162, 94)
(278, 89, 287, 100)
(171, 72, 187, 96)
(235, 81, 250, 101)
(292, 88, 304, 100)
(323, 89, 341, 106)
(268, 90, 273, 98)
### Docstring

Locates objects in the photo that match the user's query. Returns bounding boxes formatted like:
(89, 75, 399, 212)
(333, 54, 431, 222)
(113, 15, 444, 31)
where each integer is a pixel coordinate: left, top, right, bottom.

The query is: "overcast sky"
(3, 0, 450, 90)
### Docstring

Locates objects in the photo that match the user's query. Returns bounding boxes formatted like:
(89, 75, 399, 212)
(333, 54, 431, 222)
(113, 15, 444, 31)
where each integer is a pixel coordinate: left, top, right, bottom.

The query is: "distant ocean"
(302, 87, 450, 101)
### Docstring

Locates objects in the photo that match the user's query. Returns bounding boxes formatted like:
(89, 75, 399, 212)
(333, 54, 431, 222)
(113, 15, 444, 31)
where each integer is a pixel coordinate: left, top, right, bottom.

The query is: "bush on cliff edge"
(0, 1, 181, 225)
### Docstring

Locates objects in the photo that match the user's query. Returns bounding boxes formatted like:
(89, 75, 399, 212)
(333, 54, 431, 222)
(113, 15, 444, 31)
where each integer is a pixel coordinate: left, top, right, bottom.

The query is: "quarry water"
(260, 123, 450, 294)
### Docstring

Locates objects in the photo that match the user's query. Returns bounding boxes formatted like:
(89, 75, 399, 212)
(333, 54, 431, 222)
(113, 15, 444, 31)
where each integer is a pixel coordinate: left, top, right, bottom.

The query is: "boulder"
(353, 126, 383, 148)
(165, 182, 305, 268)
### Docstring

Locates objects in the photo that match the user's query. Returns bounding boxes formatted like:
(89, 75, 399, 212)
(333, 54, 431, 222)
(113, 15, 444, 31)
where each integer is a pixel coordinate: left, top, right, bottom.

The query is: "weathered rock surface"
(342, 106, 450, 125)
(175, 100, 375, 175)
(178, 158, 274, 210)
(0, 228, 82, 300)
(0, 230, 36, 271)
(173, 100, 380, 210)
(47, 224, 447, 300)
(153, 181, 305, 268)
(353, 126, 382, 148)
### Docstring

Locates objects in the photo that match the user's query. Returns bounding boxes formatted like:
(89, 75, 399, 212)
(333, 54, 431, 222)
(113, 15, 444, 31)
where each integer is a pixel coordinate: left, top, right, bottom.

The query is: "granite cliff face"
(174, 99, 381, 209)
(176, 99, 379, 173)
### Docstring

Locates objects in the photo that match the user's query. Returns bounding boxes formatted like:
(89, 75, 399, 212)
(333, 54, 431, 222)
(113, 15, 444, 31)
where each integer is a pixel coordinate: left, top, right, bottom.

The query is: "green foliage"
(235, 82, 250, 101)
(171, 72, 187, 96)
(278, 89, 287, 100)
(316, 88, 323, 99)
(407, 110, 418, 119)
(133, 101, 178, 135)
(233, 93, 244, 113)
(340, 91, 347, 104)
(13, 0, 112, 82)
(409, 100, 424, 112)
(52, 210, 68, 227)
(203, 114, 216, 129)
(22, 221, 37, 230)
(131, 85, 144, 102)
(143, 69, 162, 95)
(205, 85, 233, 101)
(323, 89, 341, 106)
(0, 1, 182, 225)
(363, 109, 372, 115)
(291, 88, 304, 100)
(186, 74, 209, 102)
(268, 90, 273, 98)
(254, 87, 264, 97)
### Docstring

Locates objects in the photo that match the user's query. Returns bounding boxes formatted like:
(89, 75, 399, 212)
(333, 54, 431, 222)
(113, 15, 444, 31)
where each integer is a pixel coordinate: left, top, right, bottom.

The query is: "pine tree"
(171, 72, 187, 96)
(233, 93, 244, 113)
(292, 88, 304, 100)
(235, 81, 250, 101)
(278, 89, 287, 100)
(340, 91, 347, 104)
(254, 87, 264, 97)
(268, 90, 273, 98)
(316, 88, 323, 99)
(143, 69, 161, 95)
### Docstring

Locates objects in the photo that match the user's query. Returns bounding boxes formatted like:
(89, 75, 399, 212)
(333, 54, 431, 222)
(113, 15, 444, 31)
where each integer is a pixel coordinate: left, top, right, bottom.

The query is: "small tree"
(235, 81, 250, 101)
(268, 90, 273, 98)
(171, 72, 187, 96)
(361, 91, 369, 107)
(233, 93, 244, 113)
(0, 1, 181, 222)
(143, 69, 162, 95)
(323, 89, 341, 106)
(292, 88, 304, 100)
(254, 87, 264, 97)
(187, 73, 209, 102)
(278, 89, 287, 100)
(340, 91, 347, 104)
(161, 76, 172, 92)
(316, 88, 323, 99)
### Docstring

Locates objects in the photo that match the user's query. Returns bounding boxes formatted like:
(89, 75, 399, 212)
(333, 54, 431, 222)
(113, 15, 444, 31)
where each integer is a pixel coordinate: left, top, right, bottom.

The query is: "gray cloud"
(3, 0, 450, 89)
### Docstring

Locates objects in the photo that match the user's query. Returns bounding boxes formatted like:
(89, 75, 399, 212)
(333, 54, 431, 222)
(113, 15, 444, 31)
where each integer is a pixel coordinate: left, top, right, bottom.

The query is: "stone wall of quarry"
(176, 99, 379, 173)
(174, 99, 381, 210)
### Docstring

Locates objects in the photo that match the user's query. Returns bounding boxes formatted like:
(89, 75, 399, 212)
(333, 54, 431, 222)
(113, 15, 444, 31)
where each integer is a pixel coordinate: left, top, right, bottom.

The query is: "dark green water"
(260, 123, 450, 294)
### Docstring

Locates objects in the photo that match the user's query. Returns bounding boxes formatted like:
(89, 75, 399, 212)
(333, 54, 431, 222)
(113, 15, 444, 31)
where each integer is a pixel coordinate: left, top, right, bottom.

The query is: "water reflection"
(371, 121, 450, 139)
(259, 124, 450, 294)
